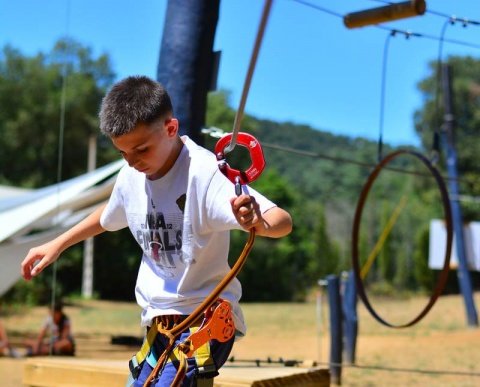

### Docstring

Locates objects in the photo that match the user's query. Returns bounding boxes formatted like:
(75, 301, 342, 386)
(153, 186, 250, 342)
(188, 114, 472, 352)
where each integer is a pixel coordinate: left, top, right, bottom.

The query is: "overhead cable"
(290, 0, 480, 50)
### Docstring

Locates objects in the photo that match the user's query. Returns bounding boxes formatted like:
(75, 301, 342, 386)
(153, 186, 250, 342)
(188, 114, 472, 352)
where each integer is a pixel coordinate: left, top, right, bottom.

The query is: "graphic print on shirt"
(136, 193, 195, 279)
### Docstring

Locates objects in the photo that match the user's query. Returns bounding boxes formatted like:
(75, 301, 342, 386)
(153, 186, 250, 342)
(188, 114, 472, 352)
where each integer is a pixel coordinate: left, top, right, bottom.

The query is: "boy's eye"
(136, 147, 148, 154)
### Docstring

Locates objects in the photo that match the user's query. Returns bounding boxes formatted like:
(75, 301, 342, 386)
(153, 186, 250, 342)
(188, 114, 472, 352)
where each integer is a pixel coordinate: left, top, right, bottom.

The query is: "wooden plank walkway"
(23, 357, 330, 386)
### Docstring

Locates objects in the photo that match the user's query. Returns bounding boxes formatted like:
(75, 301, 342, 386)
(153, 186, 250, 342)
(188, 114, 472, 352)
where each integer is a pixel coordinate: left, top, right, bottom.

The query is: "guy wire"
(50, 0, 71, 356)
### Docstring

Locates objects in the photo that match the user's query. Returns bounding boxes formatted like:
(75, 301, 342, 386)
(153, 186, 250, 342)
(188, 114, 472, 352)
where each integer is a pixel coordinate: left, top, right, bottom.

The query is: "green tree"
(0, 40, 137, 304)
(0, 39, 116, 187)
(414, 55, 480, 221)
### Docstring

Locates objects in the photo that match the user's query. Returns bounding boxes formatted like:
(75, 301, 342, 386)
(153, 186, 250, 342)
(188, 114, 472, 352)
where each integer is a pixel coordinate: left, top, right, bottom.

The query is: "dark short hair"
(99, 76, 173, 137)
(51, 300, 63, 312)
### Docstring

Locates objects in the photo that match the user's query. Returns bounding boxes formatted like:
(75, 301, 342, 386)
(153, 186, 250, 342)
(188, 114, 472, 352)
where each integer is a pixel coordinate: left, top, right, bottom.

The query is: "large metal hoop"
(351, 150, 453, 328)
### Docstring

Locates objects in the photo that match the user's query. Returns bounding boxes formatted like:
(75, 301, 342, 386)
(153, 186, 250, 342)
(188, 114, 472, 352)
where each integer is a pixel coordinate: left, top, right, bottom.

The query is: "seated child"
(25, 301, 75, 356)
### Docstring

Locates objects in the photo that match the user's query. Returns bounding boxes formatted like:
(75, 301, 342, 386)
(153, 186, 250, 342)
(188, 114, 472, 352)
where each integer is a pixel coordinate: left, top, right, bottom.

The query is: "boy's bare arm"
(35, 325, 48, 350)
(254, 206, 293, 238)
(21, 204, 107, 280)
(230, 195, 292, 238)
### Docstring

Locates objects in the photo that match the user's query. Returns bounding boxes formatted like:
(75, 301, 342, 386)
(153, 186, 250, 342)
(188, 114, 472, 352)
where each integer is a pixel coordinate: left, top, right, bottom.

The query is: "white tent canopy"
(0, 159, 124, 296)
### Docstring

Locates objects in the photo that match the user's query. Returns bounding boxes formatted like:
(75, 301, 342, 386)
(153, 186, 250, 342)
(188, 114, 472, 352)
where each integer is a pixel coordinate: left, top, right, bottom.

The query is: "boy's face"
(111, 118, 180, 180)
(52, 310, 62, 324)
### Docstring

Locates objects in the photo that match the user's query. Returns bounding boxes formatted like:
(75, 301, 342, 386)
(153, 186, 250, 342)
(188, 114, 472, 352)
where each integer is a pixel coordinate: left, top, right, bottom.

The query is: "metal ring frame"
(351, 150, 453, 328)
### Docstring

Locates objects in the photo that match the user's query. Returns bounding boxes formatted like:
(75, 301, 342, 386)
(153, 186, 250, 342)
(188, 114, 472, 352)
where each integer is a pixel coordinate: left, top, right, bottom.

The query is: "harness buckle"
(215, 132, 265, 185)
(128, 355, 142, 380)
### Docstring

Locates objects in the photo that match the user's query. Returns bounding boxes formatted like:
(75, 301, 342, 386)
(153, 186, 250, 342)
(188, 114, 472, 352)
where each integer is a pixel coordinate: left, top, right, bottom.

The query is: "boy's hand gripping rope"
(142, 135, 265, 387)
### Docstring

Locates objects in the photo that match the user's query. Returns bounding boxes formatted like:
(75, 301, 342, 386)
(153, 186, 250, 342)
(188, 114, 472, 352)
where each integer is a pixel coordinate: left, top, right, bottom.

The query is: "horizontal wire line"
(290, 0, 480, 49)
(227, 357, 480, 377)
(326, 363, 480, 377)
(202, 127, 468, 185)
(261, 141, 462, 183)
(322, 361, 480, 377)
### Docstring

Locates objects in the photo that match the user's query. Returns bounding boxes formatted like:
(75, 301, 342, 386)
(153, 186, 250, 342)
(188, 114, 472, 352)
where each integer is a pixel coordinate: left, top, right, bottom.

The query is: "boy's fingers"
(30, 260, 45, 277)
(231, 195, 260, 230)
(21, 250, 48, 279)
(21, 254, 36, 280)
(231, 194, 252, 209)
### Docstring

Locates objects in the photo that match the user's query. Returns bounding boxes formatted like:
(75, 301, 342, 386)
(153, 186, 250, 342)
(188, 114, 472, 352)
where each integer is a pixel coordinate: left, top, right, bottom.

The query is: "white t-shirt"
(43, 315, 72, 341)
(100, 136, 275, 335)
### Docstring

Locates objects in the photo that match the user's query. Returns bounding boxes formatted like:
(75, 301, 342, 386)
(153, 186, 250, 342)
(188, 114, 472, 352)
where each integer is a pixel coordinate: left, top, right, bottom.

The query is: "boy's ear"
(165, 118, 179, 137)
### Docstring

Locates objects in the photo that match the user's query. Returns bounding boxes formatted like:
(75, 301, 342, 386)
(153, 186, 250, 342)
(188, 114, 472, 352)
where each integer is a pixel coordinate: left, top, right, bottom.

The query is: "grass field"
(1, 292, 480, 386)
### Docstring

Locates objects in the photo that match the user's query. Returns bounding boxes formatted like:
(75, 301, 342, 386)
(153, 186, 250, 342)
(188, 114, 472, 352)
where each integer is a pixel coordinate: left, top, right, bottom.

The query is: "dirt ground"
(1, 293, 480, 386)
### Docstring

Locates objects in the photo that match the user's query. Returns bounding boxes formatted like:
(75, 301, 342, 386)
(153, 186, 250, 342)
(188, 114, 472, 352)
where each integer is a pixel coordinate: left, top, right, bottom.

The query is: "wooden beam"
(23, 358, 330, 387)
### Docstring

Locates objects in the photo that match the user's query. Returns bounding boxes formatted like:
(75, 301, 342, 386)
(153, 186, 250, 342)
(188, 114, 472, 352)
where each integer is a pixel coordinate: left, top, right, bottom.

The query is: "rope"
(50, 0, 71, 356)
(254, 140, 470, 185)
(143, 2, 272, 383)
(360, 195, 408, 279)
(204, 127, 471, 187)
(319, 360, 480, 378)
(377, 31, 394, 162)
(167, 229, 255, 338)
(224, 0, 273, 154)
(228, 356, 480, 377)
(143, 230, 256, 386)
(226, 357, 480, 378)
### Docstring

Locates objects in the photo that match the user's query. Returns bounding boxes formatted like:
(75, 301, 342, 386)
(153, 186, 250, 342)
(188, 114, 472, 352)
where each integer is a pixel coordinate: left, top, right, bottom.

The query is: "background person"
(0, 318, 11, 356)
(25, 301, 75, 356)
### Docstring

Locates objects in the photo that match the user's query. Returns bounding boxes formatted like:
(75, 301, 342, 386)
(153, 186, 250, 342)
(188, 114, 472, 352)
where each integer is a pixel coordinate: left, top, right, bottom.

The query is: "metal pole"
(327, 274, 342, 385)
(441, 63, 478, 326)
(81, 134, 97, 299)
(342, 270, 358, 364)
(317, 279, 327, 363)
(157, 0, 220, 145)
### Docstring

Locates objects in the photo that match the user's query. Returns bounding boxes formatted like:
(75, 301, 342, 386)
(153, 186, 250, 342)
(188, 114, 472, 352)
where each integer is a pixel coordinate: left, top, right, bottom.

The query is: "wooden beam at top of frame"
(344, 0, 426, 29)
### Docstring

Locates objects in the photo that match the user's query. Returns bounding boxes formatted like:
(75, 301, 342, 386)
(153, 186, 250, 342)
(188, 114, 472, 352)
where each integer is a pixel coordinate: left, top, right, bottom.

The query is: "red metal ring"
(214, 132, 266, 185)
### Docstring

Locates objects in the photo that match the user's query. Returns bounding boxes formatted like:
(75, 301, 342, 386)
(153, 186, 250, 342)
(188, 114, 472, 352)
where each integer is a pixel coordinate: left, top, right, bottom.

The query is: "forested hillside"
(2, 40, 479, 303)
(205, 91, 441, 300)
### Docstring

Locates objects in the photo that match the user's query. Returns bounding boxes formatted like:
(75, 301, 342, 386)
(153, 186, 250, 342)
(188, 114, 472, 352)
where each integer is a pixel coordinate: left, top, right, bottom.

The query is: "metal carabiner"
(215, 132, 266, 190)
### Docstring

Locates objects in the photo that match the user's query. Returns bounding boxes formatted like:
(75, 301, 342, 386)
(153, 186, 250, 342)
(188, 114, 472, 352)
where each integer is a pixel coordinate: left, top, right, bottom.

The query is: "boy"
(21, 76, 292, 386)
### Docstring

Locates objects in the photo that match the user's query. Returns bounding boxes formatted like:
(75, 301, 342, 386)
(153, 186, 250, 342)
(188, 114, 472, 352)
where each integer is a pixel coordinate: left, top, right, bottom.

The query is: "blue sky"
(0, 0, 479, 147)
